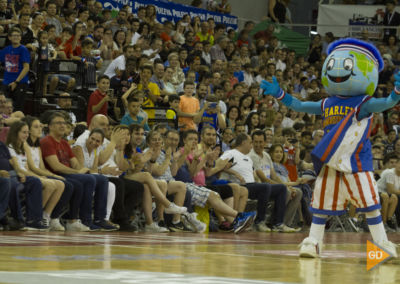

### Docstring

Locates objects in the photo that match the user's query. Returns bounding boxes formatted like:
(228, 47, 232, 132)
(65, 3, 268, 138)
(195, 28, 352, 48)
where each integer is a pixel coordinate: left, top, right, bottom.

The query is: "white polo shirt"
(220, 149, 254, 183)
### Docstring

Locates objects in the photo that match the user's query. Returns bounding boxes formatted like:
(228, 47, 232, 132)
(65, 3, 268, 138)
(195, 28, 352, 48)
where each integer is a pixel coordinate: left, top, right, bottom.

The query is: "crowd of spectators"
(0, 0, 400, 234)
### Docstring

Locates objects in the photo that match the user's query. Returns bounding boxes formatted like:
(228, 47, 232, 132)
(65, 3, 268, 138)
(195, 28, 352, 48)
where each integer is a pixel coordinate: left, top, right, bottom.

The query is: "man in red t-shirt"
(41, 112, 116, 231)
(87, 75, 113, 125)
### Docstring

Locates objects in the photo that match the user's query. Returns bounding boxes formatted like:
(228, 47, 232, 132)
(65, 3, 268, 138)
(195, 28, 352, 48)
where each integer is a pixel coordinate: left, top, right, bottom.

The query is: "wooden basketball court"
(0, 231, 399, 284)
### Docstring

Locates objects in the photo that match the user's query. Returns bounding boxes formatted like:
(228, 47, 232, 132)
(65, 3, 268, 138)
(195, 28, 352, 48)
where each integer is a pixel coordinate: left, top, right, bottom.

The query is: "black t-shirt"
(0, 142, 12, 171)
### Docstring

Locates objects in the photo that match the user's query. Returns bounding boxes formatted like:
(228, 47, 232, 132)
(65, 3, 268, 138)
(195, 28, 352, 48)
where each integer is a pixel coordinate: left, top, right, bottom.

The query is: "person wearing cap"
(210, 36, 229, 62)
(262, 38, 400, 258)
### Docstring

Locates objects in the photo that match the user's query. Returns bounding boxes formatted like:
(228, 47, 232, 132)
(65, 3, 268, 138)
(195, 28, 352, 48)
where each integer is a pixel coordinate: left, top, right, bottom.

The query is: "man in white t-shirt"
(104, 45, 135, 79)
(220, 133, 293, 232)
(376, 154, 399, 231)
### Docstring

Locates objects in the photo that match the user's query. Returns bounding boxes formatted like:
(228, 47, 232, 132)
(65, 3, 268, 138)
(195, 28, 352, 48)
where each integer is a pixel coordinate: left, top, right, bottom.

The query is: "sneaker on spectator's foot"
(233, 211, 256, 234)
(384, 223, 395, 233)
(272, 224, 297, 233)
(82, 221, 101, 232)
(25, 220, 49, 231)
(117, 220, 137, 232)
(169, 221, 191, 232)
(42, 218, 50, 228)
(377, 240, 398, 258)
(299, 237, 321, 258)
(255, 222, 271, 232)
(8, 218, 25, 231)
(65, 220, 90, 232)
(94, 220, 119, 232)
(108, 221, 120, 230)
(182, 212, 207, 233)
(145, 222, 169, 233)
(49, 218, 65, 231)
(218, 221, 234, 232)
(164, 203, 187, 215)
(158, 220, 170, 231)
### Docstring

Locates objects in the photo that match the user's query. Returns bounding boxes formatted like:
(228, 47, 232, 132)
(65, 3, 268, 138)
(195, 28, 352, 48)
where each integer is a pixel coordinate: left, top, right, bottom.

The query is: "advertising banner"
(98, 0, 238, 30)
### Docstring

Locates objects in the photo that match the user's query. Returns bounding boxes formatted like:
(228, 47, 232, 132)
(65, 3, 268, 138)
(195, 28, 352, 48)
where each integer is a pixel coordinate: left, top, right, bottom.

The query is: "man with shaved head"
(73, 114, 115, 166)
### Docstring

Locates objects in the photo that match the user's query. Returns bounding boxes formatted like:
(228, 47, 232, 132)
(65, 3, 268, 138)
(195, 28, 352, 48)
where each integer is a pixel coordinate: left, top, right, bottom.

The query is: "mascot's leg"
(299, 214, 327, 258)
(365, 209, 398, 258)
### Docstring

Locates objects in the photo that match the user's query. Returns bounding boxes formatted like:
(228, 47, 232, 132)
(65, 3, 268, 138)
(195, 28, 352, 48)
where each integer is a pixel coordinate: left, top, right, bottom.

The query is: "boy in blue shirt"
(0, 27, 30, 111)
(121, 96, 150, 131)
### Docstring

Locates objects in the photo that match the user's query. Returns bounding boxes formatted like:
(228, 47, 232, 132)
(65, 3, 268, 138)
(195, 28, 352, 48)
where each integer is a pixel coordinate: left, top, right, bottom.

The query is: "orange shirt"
(179, 95, 200, 130)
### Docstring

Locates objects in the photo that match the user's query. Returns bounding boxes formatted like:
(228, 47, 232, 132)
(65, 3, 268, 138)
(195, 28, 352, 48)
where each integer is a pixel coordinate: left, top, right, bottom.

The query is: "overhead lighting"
(310, 31, 318, 35)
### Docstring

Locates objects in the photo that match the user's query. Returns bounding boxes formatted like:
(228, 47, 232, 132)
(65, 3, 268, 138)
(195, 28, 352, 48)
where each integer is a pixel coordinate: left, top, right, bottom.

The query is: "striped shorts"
(185, 183, 212, 208)
(310, 165, 381, 215)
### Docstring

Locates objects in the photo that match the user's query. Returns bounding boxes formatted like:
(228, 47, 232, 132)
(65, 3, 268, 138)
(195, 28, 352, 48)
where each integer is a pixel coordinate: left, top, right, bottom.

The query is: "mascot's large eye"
(343, 58, 354, 71)
(326, 58, 335, 71)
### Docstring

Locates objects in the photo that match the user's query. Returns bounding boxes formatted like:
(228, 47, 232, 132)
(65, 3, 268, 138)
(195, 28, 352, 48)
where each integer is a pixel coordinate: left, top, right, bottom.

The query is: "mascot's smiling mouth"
(327, 74, 352, 83)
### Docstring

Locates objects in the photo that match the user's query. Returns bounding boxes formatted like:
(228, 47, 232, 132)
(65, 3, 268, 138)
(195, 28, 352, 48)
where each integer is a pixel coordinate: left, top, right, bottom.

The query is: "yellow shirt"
(137, 82, 160, 119)
(196, 32, 214, 45)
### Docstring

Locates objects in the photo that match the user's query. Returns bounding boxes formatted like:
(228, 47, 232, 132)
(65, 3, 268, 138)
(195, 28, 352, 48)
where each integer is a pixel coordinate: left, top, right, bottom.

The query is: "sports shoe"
(169, 221, 192, 232)
(49, 218, 65, 231)
(65, 220, 90, 232)
(384, 223, 396, 233)
(145, 222, 169, 233)
(94, 220, 119, 232)
(25, 220, 49, 231)
(8, 218, 25, 231)
(218, 221, 234, 232)
(233, 211, 256, 234)
(182, 212, 207, 233)
(164, 202, 187, 214)
(255, 222, 271, 232)
(378, 240, 398, 258)
(299, 237, 321, 258)
(272, 224, 297, 233)
(117, 220, 138, 232)
(42, 218, 50, 228)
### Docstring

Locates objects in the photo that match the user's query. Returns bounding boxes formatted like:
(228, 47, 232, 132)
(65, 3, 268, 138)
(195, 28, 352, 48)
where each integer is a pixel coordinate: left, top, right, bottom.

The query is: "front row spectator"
(377, 154, 400, 232)
(40, 112, 117, 231)
(220, 133, 296, 232)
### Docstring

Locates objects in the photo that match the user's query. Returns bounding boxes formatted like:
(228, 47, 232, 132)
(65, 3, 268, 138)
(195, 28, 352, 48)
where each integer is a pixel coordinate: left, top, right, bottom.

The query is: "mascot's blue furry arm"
(261, 38, 400, 120)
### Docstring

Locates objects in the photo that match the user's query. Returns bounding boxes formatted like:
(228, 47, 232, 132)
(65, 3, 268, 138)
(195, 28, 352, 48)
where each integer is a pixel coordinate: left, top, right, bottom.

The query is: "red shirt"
(87, 89, 107, 125)
(40, 135, 75, 173)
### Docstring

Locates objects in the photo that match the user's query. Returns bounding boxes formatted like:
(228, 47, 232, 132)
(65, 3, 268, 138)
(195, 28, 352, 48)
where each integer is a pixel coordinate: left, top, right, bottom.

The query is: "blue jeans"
(245, 183, 287, 225)
(0, 177, 11, 220)
(62, 174, 108, 222)
(9, 176, 43, 222)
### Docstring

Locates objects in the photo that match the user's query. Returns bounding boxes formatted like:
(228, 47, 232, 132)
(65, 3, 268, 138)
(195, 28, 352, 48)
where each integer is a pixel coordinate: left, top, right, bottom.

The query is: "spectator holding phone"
(87, 75, 116, 126)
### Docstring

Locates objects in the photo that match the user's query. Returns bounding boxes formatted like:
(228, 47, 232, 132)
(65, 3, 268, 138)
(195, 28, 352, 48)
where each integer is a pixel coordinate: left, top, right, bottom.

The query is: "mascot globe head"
(321, 38, 384, 97)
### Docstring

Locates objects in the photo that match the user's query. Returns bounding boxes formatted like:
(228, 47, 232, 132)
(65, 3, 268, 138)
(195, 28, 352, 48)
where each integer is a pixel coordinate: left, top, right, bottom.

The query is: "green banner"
(250, 20, 310, 56)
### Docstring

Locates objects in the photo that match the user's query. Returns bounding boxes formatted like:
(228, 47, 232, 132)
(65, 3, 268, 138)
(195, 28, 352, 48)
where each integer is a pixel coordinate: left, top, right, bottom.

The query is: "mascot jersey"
(311, 94, 373, 175)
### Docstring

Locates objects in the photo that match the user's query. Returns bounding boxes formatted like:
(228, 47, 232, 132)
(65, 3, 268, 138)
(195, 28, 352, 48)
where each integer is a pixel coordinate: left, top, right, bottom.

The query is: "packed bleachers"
(0, 0, 400, 235)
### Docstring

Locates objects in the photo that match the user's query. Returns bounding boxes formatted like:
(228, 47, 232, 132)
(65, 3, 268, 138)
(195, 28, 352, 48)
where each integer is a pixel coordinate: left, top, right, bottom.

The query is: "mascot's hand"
(394, 72, 400, 91)
(261, 76, 282, 98)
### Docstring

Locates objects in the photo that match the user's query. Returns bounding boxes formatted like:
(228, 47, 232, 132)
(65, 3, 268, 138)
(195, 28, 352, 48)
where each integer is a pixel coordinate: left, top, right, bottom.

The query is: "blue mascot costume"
(261, 38, 399, 258)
